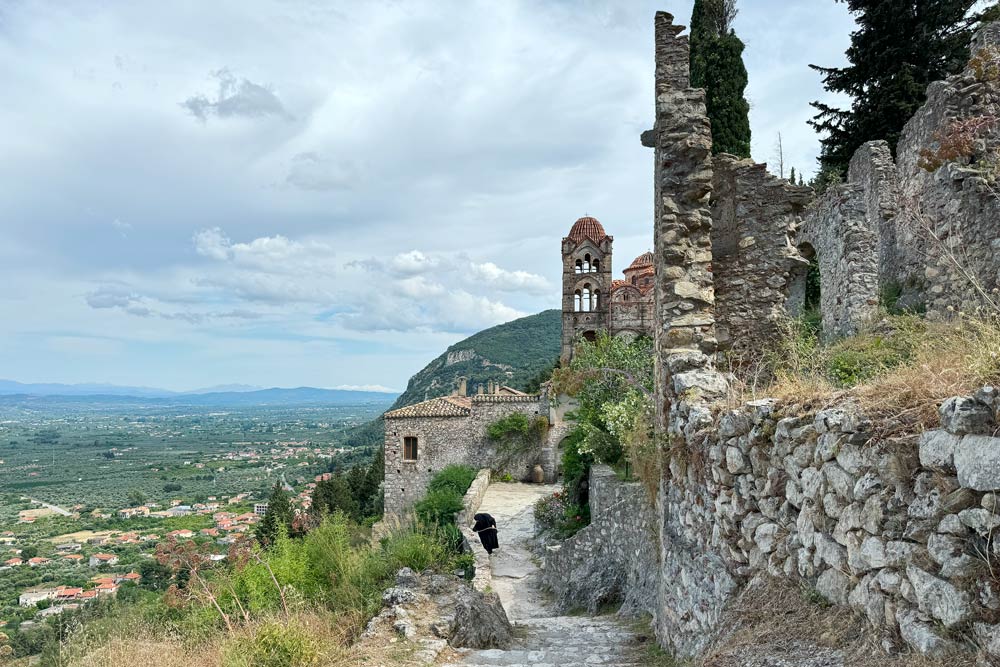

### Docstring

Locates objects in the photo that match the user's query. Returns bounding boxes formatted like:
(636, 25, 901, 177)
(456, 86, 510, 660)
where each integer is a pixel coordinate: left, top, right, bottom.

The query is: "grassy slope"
(342, 310, 561, 448)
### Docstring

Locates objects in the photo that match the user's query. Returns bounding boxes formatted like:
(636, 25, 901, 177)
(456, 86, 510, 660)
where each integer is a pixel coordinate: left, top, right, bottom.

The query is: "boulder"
(918, 430, 960, 473)
(927, 533, 976, 578)
(939, 396, 995, 435)
(958, 507, 1000, 535)
(816, 568, 851, 606)
(906, 566, 972, 628)
(896, 608, 956, 657)
(955, 435, 1000, 491)
(449, 587, 513, 650)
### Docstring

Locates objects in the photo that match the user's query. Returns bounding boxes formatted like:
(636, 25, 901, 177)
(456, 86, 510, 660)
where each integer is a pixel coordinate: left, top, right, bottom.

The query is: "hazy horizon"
(1, 1, 856, 391)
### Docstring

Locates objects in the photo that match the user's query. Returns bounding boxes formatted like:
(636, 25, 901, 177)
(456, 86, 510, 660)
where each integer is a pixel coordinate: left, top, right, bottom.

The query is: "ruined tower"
(560, 216, 613, 362)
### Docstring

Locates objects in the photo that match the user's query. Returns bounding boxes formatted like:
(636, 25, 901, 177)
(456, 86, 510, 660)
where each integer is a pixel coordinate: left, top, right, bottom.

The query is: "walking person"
(472, 512, 499, 554)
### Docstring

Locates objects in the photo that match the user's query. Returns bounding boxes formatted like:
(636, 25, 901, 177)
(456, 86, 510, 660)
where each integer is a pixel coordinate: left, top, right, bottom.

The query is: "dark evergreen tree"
(810, 0, 988, 175)
(311, 473, 359, 521)
(789, 166, 797, 184)
(255, 482, 293, 546)
(689, 0, 751, 157)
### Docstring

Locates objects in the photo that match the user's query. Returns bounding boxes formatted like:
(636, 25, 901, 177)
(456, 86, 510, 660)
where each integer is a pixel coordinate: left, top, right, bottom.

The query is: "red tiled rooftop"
(566, 216, 608, 244)
(384, 396, 473, 419)
(625, 251, 654, 272)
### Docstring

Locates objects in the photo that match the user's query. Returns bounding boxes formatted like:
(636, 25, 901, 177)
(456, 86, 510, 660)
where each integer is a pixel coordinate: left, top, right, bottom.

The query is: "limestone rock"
(906, 565, 971, 628)
(896, 608, 956, 657)
(449, 586, 513, 650)
(816, 568, 851, 606)
(918, 430, 960, 473)
(927, 533, 976, 578)
(939, 396, 995, 435)
(958, 507, 1000, 535)
(955, 435, 1000, 491)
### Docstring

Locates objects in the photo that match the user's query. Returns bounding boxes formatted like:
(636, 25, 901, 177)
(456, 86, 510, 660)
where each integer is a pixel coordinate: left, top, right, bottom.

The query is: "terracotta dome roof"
(567, 216, 608, 243)
(626, 251, 654, 272)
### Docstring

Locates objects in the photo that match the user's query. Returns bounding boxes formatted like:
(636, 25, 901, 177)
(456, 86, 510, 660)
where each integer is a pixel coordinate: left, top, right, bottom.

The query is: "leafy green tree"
(19, 545, 37, 560)
(126, 489, 146, 506)
(690, 0, 751, 157)
(810, 0, 988, 174)
(255, 483, 294, 547)
(138, 559, 172, 591)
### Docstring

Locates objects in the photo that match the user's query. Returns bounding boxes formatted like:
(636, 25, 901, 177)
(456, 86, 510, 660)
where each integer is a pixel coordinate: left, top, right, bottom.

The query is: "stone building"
(383, 380, 562, 516)
(560, 216, 656, 361)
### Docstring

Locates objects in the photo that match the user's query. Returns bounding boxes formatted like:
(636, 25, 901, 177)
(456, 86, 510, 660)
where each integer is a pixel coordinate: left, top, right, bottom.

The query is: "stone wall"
(711, 156, 812, 353)
(384, 395, 545, 516)
(457, 469, 493, 592)
(542, 466, 659, 617)
(799, 23, 1000, 331)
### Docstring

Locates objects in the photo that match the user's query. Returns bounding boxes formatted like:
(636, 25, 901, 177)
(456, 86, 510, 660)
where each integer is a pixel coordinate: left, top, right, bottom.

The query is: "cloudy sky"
(0, 0, 857, 392)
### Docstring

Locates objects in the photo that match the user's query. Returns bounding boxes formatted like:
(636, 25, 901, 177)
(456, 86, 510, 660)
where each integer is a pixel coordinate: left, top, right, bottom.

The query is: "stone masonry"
(383, 389, 548, 517)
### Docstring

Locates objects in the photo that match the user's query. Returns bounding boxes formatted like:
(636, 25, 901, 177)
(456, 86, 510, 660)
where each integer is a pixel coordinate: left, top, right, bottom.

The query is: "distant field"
(0, 401, 392, 517)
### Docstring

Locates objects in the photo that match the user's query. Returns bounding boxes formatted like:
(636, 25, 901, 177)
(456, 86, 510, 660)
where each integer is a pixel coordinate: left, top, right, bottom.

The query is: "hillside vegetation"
(389, 309, 561, 410)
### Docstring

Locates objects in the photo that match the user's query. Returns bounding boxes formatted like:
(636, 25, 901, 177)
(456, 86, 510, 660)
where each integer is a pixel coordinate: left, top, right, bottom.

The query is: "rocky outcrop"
(448, 587, 513, 650)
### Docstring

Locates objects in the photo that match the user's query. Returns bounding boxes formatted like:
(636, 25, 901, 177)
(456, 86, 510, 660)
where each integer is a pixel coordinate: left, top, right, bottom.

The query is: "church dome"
(567, 216, 608, 243)
(625, 251, 654, 272)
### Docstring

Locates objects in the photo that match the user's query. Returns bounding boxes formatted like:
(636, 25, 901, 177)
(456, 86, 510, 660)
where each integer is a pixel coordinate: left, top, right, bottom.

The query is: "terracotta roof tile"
(625, 251, 654, 272)
(384, 396, 473, 419)
(566, 216, 608, 244)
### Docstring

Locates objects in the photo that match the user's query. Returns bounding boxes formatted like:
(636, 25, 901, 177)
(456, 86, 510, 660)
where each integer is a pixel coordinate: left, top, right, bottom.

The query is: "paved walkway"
(446, 482, 646, 667)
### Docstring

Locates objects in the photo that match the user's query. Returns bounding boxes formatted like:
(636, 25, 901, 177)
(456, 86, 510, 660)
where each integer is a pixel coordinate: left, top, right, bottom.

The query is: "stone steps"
(449, 613, 646, 667)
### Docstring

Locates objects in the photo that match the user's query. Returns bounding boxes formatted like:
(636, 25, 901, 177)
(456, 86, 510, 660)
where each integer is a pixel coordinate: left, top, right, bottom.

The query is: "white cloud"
(193, 227, 232, 260)
(182, 68, 291, 122)
(469, 262, 550, 294)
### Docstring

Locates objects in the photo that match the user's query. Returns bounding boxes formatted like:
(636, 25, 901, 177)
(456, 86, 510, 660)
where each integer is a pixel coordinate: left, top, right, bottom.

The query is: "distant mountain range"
(0, 380, 397, 407)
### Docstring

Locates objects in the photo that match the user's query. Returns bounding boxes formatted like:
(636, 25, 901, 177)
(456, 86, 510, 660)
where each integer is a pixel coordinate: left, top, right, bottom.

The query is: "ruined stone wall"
(798, 177, 881, 338)
(711, 156, 812, 353)
(542, 466, 658, 617)
(799, 23, 1000, 330)
(642, 11, 736, 656)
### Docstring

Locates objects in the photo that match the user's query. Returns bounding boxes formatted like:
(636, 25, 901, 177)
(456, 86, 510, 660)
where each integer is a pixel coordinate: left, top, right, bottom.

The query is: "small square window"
(403, 436, 418, 461)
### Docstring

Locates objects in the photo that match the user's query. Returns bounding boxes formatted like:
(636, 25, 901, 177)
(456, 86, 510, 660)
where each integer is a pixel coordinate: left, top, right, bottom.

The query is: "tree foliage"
(690, 0, 751, 157)
(809, 0, 988, 174)
(255, 483, 294, 547)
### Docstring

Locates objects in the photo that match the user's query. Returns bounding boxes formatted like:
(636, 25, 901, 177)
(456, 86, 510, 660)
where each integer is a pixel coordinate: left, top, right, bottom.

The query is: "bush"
(426, 465, 477, 497)
(534, 491, 590, 539)
(222, 620, 319, 667)
(413, 490, 465, 526)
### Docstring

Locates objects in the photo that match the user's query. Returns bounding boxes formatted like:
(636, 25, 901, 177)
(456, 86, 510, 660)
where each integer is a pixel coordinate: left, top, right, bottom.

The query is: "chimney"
(457, 377, 468, 396)
(477, 383, 484, 396)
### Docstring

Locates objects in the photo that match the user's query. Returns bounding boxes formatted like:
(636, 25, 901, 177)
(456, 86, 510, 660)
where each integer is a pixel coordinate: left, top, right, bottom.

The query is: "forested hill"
(387, 309, 561, 411)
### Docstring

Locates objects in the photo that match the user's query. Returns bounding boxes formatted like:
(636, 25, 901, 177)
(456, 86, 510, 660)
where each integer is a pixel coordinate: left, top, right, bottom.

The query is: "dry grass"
(726, 315, 1000, 441)
(697, 577, 978, 667)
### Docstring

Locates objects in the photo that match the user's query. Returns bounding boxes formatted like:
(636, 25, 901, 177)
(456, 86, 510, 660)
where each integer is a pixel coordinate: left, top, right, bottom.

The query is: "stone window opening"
(403, 436, 418, 461)
(787, 242, 821, 321)
(574, 290, 582, 311)
(575, 259, 583, 274)
(581, 284, 592, 312)
(593, 258, 600, 272)
(631, 275, 638, 286)
(593, 289, 600, 311)
(583, 254, 592, 272)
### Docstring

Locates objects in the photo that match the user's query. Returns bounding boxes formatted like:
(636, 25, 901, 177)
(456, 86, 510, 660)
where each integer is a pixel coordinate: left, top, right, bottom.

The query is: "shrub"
(222, 620, 319, 667)
(426, 465, 477, 497)
(533, 491, 589, 539)
(413, 490, 464, 526)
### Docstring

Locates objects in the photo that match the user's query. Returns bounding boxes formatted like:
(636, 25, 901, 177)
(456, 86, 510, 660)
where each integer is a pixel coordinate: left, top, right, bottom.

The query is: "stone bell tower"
(561, 216, 613, 363)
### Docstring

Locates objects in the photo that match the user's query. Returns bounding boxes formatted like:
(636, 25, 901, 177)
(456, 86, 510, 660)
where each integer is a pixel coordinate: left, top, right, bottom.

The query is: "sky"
(0, 0, 857, 393)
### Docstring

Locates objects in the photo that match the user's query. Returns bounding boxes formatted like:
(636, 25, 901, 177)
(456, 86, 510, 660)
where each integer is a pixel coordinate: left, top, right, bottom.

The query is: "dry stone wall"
(542, 466, 658, 617)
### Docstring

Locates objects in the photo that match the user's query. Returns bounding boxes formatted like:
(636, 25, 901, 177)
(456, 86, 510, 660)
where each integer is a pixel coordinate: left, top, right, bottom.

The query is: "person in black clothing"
(472, 512, 499, 554)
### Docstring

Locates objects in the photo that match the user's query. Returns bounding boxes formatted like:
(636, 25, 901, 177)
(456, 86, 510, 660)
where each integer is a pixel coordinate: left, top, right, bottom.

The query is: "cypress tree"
(689, 0, 751, 158)
(809, 0, 987, 175)
(255, 482, 293, 546)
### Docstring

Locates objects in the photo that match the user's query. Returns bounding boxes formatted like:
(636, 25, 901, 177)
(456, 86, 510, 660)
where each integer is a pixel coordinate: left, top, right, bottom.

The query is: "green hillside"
(341, 310, 561, 448)
(389, 309, 561, 410)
